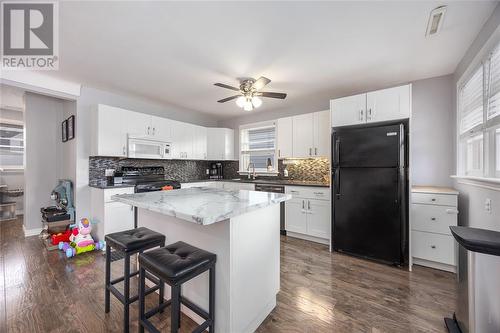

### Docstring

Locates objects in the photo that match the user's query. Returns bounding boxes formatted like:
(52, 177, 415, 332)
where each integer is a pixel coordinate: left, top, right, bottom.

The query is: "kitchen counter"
(450, 226, 500, 256)
(182, 178, 330, 187)
(89, 183, 135, 189)
(113, 187, 290, 225)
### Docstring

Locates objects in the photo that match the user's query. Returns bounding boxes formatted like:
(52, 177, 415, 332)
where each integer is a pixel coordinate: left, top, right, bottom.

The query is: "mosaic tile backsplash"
(278, 158, 330, 183)
(89, 157, 239, 185)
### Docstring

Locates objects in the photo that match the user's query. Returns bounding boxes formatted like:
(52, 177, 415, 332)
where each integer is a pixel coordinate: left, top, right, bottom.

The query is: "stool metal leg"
(177, 286, 181, 329)
(209, 265, 215, 332)
(123, 253, 130, 333)
(159, 279, 165, 313)
(105, 244, 111, 313)
(138, 267, 146, 333)
(171, 285, 180, 333)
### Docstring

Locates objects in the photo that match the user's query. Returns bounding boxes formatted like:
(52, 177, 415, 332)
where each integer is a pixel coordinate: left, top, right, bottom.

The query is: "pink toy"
(58, 218, 104, 258)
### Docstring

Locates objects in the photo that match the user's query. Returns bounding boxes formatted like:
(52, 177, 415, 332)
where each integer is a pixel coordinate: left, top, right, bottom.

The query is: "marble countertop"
(183, 178, 330, 188)
(112, 187, 291, 225)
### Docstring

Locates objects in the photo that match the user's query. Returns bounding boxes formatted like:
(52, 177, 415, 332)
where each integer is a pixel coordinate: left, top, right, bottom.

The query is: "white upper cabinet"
(292, 113, 315, 158)
(92, 104, 128, 157)
(151, 116, 173, 141)
(366, 85, 411, 123)
(122, 110, 151, 137)
(330, 84, 411, 127)
(207, 128, 234, 160)
(313, 110, 330, 157)
(290, 111, 330, 158)
(171, 120, 194, 159)
(276, 117, 293, 158)
(330, 93, 366, 127)
(192, 125, 207, 160)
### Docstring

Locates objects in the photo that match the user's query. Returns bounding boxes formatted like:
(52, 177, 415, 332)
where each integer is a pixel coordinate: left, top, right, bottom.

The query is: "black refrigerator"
(331, 121, 408, 266)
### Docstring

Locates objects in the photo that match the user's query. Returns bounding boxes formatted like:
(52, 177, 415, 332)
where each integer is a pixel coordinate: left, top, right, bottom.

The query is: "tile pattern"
(89, 157, 239, 185)
(278, 157, 330, 182)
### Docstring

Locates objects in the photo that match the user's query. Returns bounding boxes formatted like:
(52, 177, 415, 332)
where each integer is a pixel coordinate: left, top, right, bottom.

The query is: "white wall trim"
(22, 225, 42, 237)
(0, 71, 81, 100)
(452, 175, 500, 192)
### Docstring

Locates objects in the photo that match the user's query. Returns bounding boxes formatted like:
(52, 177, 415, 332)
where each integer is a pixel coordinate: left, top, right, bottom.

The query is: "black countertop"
(450, 226, 500, 256)
(89, 183, 135, 189)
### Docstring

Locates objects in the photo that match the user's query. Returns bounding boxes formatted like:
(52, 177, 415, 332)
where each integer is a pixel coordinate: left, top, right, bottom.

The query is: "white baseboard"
(412, 257, 456, 273)
(23, 225, 42, 237)
(286, 231, 329, 245)
(15, 209, 23, 216)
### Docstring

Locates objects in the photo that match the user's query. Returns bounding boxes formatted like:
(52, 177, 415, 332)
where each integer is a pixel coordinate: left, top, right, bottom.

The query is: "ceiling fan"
(214, 76, 287, 111)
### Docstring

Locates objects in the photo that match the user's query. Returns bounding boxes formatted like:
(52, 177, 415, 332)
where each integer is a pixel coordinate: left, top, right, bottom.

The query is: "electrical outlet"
(485, 198, 492, 214)
(105, 169, 115, 177)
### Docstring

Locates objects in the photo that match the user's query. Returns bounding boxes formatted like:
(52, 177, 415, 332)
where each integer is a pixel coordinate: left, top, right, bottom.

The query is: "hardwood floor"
(0, 217, 457, 332)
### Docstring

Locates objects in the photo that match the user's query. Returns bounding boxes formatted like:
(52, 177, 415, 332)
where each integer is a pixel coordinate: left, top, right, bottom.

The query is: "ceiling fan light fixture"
(252, 96, 262, 108)
(236, 96, 246, 107)
(243, 99, 253, 111)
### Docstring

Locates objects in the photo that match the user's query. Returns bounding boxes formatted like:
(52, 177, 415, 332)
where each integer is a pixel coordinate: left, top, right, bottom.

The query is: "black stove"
(120, 166, 181, 193)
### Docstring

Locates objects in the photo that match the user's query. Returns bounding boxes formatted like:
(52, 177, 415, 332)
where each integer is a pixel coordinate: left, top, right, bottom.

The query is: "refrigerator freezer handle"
(334, 138, 340, 167)
(334, 168, 340, 197)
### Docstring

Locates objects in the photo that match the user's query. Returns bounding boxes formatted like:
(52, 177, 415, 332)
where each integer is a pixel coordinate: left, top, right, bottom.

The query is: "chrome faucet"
(247, 163, 256, 180)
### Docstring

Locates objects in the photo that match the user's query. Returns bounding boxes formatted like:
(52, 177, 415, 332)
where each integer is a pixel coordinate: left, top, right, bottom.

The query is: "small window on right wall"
(458, 41, 500, 180)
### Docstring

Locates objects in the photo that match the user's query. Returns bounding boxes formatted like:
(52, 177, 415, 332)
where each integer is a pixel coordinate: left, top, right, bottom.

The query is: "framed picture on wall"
(62, 119, 68, 142)
(67, 115, 75, 140)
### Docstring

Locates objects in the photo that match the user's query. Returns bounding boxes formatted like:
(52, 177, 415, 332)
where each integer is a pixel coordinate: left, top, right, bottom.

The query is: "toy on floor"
(51, 228, 72, 246)
(58, 218, 104, 258)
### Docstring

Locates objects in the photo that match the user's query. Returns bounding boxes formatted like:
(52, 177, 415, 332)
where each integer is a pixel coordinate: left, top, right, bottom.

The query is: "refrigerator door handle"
(334, 139, 340, 167)
(334, 168, 340, 197)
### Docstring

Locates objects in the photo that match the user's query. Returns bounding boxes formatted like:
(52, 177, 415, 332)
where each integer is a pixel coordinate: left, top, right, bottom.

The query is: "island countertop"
(112, 187, 291, 225)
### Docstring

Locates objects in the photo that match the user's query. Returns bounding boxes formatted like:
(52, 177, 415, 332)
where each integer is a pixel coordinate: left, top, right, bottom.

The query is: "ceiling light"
(243, 99, 253, 111)
(252, 96, 262, 108)
(426, 6, 446, 37)
(236, 96, 246, 107)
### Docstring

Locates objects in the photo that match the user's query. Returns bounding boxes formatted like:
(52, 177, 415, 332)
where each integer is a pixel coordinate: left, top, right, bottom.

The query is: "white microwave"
(127, 136, 171, 159)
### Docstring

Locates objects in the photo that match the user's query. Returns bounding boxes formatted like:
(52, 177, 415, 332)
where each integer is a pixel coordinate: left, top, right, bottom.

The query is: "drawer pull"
(446, 209, 459, 214)
(314, 192, 324, 195)
(431, 198, 436, 202)
(431, 245, 436, 249)
(431, 217, 436, 221)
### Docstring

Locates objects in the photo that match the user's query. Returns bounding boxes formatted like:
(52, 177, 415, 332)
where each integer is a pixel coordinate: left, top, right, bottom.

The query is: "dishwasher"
(254, 184, 286, 235)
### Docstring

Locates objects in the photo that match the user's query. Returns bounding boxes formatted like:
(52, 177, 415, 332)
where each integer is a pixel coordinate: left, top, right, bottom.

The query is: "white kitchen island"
(113, 187, 290, 333)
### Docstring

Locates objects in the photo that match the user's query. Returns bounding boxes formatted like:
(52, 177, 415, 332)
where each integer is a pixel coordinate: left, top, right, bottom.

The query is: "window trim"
(238, 120, 278, 174)
(456, 24, 500, 185)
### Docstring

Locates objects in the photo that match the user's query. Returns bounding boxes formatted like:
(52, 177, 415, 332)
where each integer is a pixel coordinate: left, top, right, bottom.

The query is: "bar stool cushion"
(105, 227, 166, 253)
(139, 241, 216, 283)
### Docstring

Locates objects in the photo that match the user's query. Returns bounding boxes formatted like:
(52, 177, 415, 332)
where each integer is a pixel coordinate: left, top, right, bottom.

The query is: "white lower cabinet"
(90, 187, 135, 243)
(285, 186, 330, 244)
(411, 187, 458, 272)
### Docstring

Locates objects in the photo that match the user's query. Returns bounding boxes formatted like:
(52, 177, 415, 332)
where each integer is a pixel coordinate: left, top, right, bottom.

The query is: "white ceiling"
(49, 1, 497, 120)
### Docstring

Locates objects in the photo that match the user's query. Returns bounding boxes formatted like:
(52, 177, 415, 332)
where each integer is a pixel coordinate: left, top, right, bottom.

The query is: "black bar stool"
(138, 241, 216, 333)
(105, 227, 166, 333)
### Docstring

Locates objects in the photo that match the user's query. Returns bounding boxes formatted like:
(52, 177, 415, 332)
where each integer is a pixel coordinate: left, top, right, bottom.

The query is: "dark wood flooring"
(0, 217, 457, 332)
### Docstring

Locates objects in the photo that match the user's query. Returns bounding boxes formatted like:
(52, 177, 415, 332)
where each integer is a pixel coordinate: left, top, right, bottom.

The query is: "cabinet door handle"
(431, 217, 436, 221)
(431, 245, 436, 249)
(308, 200, 311, 210)
(431, 198, 436, 202)
(147, 126, 150, 135)
(278, 149, 281, 157)
(123, 146, 126, 156)
(368, 108, 372, 120)
(309, 148, 312, 156)
(359, 109, 364, 121)
(302, 200, 305, 209)
(314, 192, 324, 195)
(446, 209, 459, 214)
(314, 147, 317, 155)
(152, 127, 156, 135)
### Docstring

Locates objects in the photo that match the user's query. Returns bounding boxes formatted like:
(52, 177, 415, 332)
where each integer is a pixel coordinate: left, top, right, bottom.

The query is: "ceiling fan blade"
(214, 83, 240, 92)
(257, 91, 287, 99)
(253, 76, 271, 90)
(217, 95, 241, 103)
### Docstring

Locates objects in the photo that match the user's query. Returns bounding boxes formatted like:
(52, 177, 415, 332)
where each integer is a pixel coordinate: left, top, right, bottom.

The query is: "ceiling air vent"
(426, 6, 447, 37)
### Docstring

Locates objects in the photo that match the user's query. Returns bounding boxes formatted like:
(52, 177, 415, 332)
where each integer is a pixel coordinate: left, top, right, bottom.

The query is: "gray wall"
(452, 4, 500, 333)
(74, 86, 219, 222)
(24, 93, 64, 231)
(411, 75, 454, 187)
(220, 74, 456, 188)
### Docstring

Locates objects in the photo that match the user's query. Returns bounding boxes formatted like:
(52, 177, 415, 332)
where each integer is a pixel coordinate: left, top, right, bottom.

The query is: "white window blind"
(460, 66, 484, 134)
(487, 46, 500, 121)
(240, 124, 276, 171)
(0, 123, 24, 168)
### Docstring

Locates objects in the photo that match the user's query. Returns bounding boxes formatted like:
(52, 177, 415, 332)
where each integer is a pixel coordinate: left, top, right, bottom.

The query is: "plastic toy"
(51, 229, 72, 245)
(58, 218, 105, 258)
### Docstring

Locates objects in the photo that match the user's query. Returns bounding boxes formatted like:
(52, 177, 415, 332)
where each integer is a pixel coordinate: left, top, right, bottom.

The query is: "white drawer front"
(412, 231, 455, 266)
(412, 192, 457, 207)
(411, 204, 458, 235)
(285, 186, 330, 201)
(104, 187, 135, 203)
